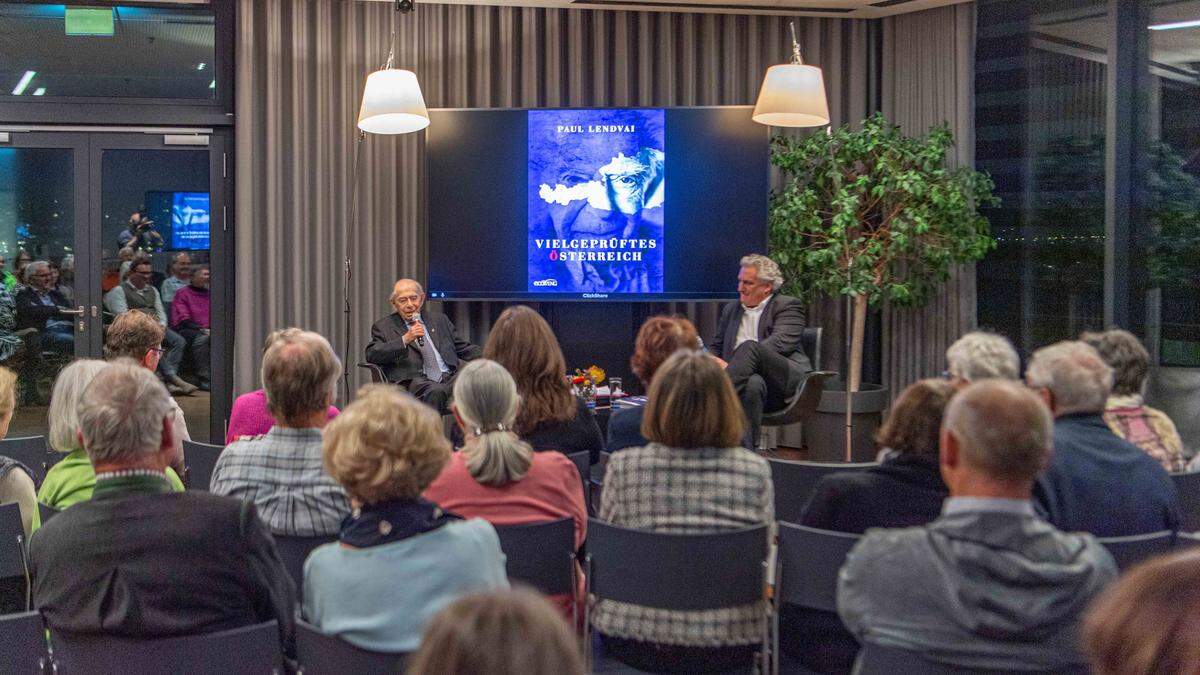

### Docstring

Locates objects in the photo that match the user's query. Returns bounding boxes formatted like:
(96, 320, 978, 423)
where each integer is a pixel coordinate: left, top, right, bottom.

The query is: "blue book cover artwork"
(528, 109, 664, 294)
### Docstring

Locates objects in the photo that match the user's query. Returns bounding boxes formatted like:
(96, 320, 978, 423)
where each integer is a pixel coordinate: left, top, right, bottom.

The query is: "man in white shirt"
(709, 254, 812, 447)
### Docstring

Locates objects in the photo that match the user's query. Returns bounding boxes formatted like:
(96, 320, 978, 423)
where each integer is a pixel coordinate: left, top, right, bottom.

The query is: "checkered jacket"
(592, 443, 773, 647)
(210, 427, 350, 537)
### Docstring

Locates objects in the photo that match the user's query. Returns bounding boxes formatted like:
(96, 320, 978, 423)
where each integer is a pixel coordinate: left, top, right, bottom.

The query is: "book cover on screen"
(527, 109, 665, 295)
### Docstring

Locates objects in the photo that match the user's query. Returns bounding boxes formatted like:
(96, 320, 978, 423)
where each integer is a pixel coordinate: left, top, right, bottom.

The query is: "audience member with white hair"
(838, 379, 1117, 671)
(29, 361, 296, 651)
(944, 331, 1021, 386)
(211, 328, 350, 536)
(13, 259, 74, 354)
(1027, 340, 1180, 536)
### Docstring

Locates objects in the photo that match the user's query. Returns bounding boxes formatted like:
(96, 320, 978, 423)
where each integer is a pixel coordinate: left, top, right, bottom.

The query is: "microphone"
(412, 313, 426, 347)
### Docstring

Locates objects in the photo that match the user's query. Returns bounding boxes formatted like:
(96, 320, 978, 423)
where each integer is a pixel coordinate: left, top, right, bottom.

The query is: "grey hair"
(739, 254, 784, 291)
(1026, 341, 1114, 415)
(946, 332, 1021, 382)
(48, 359, 110, 454)
(261, 328, 342, 426)
(390, 278, 425, 304)
(453, 359, 534, 486)
(24, 260, 50, 281)
(1080, 329, 1150, 397)
(78, 360, 173, 464)
(944, 379, 1053, 483)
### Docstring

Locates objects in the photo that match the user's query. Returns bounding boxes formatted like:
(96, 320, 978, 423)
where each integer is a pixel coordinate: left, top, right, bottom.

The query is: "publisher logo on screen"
(532, 279, 558, 287)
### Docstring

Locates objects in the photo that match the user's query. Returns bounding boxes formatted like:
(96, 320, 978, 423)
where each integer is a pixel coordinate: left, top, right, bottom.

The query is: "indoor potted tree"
(769, 113, 998, 460)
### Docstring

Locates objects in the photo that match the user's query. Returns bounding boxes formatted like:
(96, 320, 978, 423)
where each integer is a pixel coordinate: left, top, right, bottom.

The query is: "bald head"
(943, 379, 1053, 484)
(390, 278, 425, 320)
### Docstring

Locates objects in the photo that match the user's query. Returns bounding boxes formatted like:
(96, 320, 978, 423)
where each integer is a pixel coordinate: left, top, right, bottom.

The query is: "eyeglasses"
(149, 346, 164, 355)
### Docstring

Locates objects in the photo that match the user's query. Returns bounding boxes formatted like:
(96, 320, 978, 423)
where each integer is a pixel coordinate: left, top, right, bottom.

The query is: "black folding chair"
(38, 502, 60, 526)
(0, 436, 52, 487)
(0, 610, 48, 673)
(590, 452, 611, 514)
(295, 619, 408, 674)
(766, 458, 877, 524)
(584, 519, 770, 674)
(1171, 471, 1200, 532)
(853, 641, 1087, 675)
(274, 535, 335, 604)
(49, 620, 282, 675)
(356, 362, 387, 385)
(182, 439, 223, 491)
(0, 504, 29, 612)
(494, 519, 578, 622)
(1099, 530, 1177, 572)
(565, 451, 591, 510)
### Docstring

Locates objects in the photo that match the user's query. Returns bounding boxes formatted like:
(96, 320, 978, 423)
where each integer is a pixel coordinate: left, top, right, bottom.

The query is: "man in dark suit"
(710, 254, 812, 447)
(365, 278, 481, 413)
(14, 259, 74, 353)
(29, 361, 296, 654)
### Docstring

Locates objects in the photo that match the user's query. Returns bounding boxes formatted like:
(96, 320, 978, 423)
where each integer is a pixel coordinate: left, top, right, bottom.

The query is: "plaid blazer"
(592, 443, 773, 647)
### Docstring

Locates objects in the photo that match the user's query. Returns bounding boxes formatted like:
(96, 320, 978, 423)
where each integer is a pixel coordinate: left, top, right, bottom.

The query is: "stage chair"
(1098, 530, 1176, 572)
(1171, 471, 1200, 532)
(0, 436, 52, 487)
(584, 519, 770, 674)
(0, 611, 48, 673)
(38, 502, 60, 526)
(760, 326, 826, 451)
(48, 621, 281, 675)
(766, 458, 877, 524)
(355, 362, 387, 385)
(182, 439, 223, 491)
(760, 371, 836, 451)
(493, 518, 578, 624)
(274, 535, 335, 605)
(295, 619, 408, 674)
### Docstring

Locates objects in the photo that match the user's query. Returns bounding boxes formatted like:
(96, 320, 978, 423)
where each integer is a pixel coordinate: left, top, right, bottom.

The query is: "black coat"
(709, 294, 813, 373)
(800, 454, 948, 534)
(365, 310, 481, 385)
(14, 287, 69, 331)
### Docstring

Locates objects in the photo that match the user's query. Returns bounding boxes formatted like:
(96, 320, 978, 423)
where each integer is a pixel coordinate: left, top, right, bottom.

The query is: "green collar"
(92, 470, 175, 500)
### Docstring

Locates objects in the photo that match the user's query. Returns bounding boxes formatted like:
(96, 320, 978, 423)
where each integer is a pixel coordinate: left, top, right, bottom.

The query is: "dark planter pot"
(806, 381, 889, 462)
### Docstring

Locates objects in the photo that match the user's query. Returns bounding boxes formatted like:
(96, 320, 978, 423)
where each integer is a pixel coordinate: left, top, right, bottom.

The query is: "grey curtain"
(234, 0, 878, 397)
(879, 3, 977, 397)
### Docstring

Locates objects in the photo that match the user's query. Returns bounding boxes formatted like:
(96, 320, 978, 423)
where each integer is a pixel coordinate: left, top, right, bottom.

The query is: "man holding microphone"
(365, 278, 480, 413)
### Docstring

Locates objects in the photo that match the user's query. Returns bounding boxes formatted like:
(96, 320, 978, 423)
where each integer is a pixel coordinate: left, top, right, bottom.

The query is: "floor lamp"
(344, 0, 429, 399)
(752, 23, 845, 458)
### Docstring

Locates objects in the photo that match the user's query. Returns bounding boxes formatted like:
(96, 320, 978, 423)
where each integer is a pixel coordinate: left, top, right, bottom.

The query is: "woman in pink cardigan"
(424, 359, 587, 616)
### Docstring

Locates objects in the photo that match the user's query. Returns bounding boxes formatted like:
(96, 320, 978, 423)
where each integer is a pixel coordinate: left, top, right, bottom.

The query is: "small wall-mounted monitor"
(145, 191, 210, 251)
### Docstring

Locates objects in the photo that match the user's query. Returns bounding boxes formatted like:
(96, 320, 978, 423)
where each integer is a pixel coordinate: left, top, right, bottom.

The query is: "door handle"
(59, 306, 84, 315)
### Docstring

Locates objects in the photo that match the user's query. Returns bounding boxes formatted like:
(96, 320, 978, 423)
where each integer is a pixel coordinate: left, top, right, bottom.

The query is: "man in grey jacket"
(837, 379, 1117, 671)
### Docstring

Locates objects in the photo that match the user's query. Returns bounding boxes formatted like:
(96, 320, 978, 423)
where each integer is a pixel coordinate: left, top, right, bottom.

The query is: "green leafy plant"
(768, 113, 999, 392)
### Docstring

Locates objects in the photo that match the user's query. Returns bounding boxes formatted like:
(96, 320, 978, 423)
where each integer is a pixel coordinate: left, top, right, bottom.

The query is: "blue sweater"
(1034, 413, 1181, 537)
(302, 518, 509, 652)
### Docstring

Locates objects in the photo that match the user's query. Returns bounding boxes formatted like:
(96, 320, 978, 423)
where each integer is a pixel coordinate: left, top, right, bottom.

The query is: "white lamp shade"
(752, 63, 830, 128)
(357, 68, 430, 135)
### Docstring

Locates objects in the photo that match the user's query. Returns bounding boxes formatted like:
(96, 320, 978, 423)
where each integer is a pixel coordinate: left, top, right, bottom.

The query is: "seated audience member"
(170, 265, 211, 391)
(1083, 549, 1200, 675)
(105, 259, 194, 395)
(1027, 341, 1181, 535)
(55, 255, 75, 305)
(0, 285, 25, 364)
(226, 329, 339, 444)
(160, 252, 192, 305)
(407, 589, 585, 675)
(594, 351, 772, 673)
(14, 260, 73, 354)
(944, 330, 1021, 387)
(365, 278, 481, 413)
(1080, 329, 1186, 473)
(838, 380, 1118, 671)
(29, 361, 295, 649)
(0, 367, 35, 536)
(607, 316, 700, 453)
(803, 378, 954, 531)
(482, 306, 603, 464)
(39, 360, 184, 512)
(424, 359, 586, 612)
(304, 384, 508, 653)
(105, 311, 190, 476)
(709, 254, 812, 448)
(211, 328, 349, 536)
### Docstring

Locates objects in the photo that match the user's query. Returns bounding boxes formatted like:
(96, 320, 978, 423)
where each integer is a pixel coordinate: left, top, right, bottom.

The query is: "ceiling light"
(197, 62, 206, 71)
(33, 88, 45, 96)
(752, 24, 830, 128)
(11, 71, 35, 96)
(1149, 19, 1200, 30)
(209, 80, 216, 89)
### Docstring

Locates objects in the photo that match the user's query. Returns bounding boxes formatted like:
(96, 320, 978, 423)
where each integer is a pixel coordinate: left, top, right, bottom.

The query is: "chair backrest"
(565, 451, 590, 503)
(356, 362, 387, 385)
(1099, 531, 1177, 572)
(274, 535, 335, 603)
(586, 518, 767, 610)
(49, 620, 281, 675)
(38, 502, 60, 526)
(493, 518, 575, 595)
(776, 522, 860, 613)
(800, 326, 823, 372)
(0, 503, 26, 580)
(182, 439, 223, 491)
(1171, 471, 1200, 532)
(0, 611, 47, 673)
(767, 458, 877, 524)
(0, 436, 51, 487)
(853, 642, 1086, 675)
(296, 620, 407, 674)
